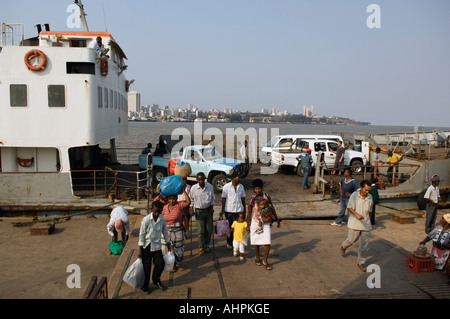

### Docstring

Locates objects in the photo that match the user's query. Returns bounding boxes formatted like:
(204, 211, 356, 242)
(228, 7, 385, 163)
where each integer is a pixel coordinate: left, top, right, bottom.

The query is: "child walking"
(228, 212, 248, 261)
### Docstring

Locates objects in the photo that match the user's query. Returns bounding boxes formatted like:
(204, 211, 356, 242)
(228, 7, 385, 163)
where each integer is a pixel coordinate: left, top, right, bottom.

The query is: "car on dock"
(271, 138, 368, 175)
(139, 145, 248, 192)
(261, 134, 344, 160)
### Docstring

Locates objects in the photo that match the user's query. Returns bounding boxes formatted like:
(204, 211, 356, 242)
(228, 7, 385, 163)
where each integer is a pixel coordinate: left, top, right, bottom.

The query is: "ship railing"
(116, 147, 143, 165)
(70, 168, 147, 201)
(318, 162, 422, 190)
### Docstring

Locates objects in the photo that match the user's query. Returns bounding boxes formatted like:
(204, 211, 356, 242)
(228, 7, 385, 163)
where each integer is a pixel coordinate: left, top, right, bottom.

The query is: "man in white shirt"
(107, 206, 130, 242)
(138, 201, 170, 293)
(220, 175, 246, 249)
(189, 172, 216, 255)
(340, 180, 373, 272)
(240, 140, 249, 172)
(424, 175, 441, 233)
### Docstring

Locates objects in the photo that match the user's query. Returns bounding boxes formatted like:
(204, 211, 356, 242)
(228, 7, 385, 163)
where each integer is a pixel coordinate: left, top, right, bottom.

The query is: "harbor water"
(111, 121, 449, 160)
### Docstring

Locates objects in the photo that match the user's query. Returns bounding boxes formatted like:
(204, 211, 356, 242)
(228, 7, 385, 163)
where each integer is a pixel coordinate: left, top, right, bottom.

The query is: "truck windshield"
(202, 147, 222, 160)
(266, 136, 280, 148)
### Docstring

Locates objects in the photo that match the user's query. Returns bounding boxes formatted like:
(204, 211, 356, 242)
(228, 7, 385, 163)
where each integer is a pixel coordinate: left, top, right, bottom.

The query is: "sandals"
(254, 258, 262, 266)
(262, 261, 272, 270)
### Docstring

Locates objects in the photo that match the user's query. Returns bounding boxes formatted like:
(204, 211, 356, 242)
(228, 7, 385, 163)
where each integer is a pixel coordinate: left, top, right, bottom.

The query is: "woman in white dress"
(246, 179, 281, 270)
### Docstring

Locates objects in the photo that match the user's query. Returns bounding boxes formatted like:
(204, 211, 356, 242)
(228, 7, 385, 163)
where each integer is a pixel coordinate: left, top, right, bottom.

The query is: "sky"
(3, 0, 450, 127)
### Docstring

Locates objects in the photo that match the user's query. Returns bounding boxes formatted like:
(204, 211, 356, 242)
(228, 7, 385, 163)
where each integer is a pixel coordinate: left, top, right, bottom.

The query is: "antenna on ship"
(74, 0, 89, 31)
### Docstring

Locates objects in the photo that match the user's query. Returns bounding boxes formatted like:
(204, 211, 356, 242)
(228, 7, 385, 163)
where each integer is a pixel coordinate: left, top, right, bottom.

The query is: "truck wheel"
(350, 160, 363, 174)
(211, 174, 227, 192)
(153, 167, 167, 184)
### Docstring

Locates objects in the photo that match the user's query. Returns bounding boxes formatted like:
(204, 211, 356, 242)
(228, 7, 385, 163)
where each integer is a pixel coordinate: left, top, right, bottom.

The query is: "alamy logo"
(366, 264, 381, 288)
(66, 4, 82, 29)
(66, 264, 81, 288)
(366, 4, 381, 29)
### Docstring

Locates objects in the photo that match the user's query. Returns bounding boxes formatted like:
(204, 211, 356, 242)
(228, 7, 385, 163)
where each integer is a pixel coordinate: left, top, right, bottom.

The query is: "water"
(115, 121, 449, 150)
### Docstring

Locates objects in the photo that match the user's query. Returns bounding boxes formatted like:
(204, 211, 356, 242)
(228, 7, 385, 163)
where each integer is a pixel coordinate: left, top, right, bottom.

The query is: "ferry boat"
(0, 2, 135, 216)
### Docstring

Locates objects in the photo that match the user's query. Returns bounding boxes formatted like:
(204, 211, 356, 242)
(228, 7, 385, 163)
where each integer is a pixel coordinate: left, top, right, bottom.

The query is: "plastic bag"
(216, 219, 229, 237)
(242, 233, 249, 246)
(109, 241, 125, 255)
(123, 258, 145, 289)
(159, 175, 183, 196)
(164, 251, 175, 271)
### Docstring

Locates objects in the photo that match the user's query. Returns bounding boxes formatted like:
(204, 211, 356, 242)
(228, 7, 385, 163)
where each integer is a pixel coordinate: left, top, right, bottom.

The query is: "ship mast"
(75, 0, 89, 32)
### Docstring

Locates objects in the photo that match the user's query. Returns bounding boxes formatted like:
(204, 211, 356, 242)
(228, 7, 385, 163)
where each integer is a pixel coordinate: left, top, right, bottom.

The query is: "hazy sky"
(3, 0, 450, 127)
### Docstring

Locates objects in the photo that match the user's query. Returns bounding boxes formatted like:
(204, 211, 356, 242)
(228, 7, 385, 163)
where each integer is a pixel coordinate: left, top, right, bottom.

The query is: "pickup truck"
(139, 145, 248, 192)
(260, 134, 344, 162)
(271, 138, 368, 175)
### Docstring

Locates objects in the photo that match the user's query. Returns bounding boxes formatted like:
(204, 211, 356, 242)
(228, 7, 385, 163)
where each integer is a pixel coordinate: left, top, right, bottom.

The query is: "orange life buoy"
(125, 80, 130, 92)
(24, 50, 47, 71)
(101, 56, 108, 76)
(17, 157, 34, 168)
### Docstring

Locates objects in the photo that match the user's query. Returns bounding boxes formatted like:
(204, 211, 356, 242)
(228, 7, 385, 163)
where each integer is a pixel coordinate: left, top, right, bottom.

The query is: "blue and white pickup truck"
(139, 145, 248, 192)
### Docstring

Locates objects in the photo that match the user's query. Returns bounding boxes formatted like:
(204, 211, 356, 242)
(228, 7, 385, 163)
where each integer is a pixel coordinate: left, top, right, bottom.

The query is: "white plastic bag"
(164, 251, 175, 271)
(123, 258, 145, 289)
(242, 233, 249, 246)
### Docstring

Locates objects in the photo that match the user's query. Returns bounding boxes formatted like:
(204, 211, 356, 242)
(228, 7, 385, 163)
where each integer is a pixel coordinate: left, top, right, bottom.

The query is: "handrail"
(70, 168, 148, 200)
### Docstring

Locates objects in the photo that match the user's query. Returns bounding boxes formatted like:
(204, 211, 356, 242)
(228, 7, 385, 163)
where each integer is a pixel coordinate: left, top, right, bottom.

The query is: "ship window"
(48, 85, 66, 107)
(10, 84, 28, 107)
(98, 86, 103, 108)
(109, 90, 113, 109)
(66, 62, 95, 74)
(104, 88, 108, 108)
(114, 91, 118, 109)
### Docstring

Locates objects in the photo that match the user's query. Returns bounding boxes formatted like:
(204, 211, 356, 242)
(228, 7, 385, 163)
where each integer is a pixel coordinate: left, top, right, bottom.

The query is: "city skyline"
(4, 1, 450, 127)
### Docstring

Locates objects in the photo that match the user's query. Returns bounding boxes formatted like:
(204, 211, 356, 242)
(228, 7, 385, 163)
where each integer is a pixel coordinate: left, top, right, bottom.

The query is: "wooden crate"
(392, 213, 415, 224)
(30, 223, 55, 235)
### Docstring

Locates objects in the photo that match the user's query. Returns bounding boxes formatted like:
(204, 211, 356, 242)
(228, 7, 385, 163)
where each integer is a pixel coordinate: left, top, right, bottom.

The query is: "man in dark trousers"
(220, 174, 246, 250)
(138, 201, 170, 293)
(331, 168, 360, 226)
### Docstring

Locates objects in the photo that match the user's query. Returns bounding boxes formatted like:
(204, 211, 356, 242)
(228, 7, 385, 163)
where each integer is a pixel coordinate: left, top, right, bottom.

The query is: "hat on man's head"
(306, 148, 312, 152)
(114, 220, 124, 232)
(443, 213, 450, 224)
(387, 149, 393, 155)
(431, 175, 440, 183)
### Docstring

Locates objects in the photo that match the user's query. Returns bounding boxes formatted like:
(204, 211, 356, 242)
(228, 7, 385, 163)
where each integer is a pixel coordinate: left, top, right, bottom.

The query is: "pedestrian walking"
(138, 201, 170, 293)
(227, 212, 248, 261)
(189, 172, 215, 255)
(240, 140, 250, 172)
(161, 187, 191, 272)
(332, 140, 345, 176)
(246, 179, 280, 270)
(424, 175, 441, 234)
(220, 175, 246, 250)
(296, 148, 313, 189)
(369, 177, 379, 225)
(340, 180, 373, 272)
(331, 168, 360, 226)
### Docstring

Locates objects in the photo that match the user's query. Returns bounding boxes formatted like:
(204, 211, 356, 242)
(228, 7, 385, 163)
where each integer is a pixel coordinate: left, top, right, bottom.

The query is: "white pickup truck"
(271, 138, 368, 175)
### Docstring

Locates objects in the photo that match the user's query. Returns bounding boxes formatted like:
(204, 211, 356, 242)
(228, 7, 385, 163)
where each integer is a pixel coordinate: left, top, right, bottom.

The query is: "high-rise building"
(302, 105, 314, 117)
(128, 91, 141, 113)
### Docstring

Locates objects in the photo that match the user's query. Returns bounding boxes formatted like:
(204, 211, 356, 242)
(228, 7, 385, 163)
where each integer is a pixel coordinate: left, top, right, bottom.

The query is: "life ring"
(101, 56, 108, 76)
(17, 157, 34, 168)
(24, 50, 47, 71)
(125, 80, 130, 92)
